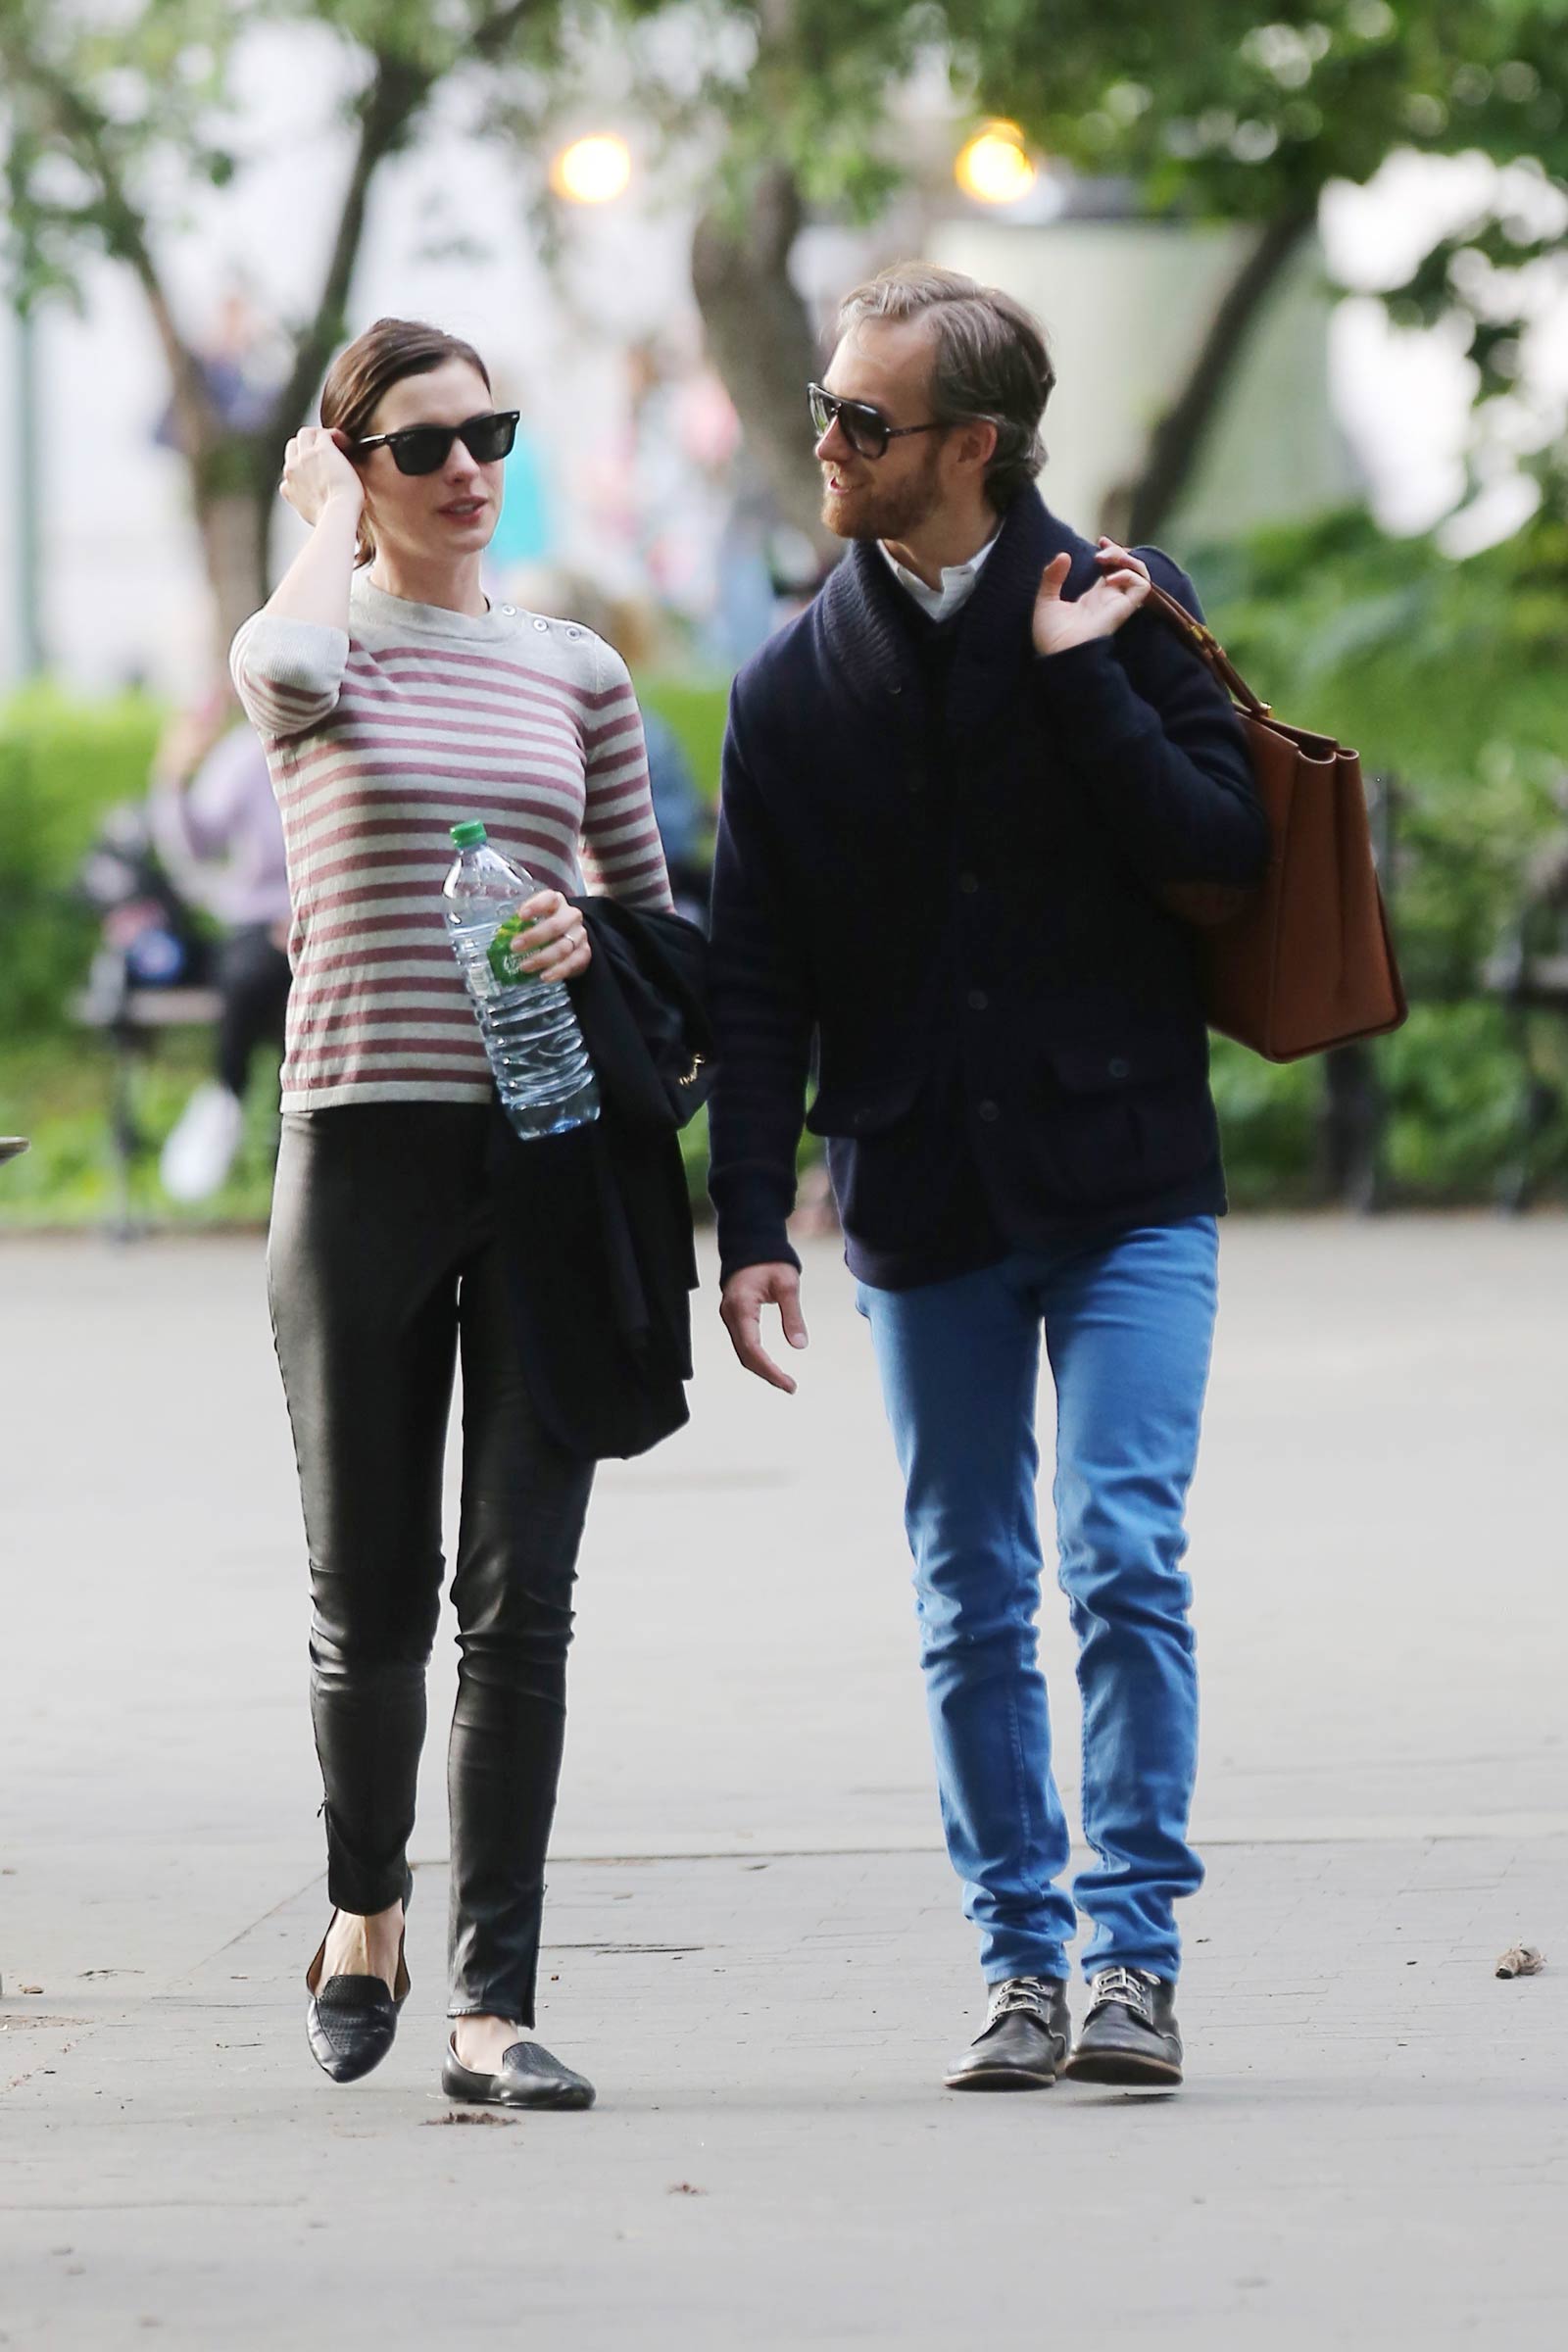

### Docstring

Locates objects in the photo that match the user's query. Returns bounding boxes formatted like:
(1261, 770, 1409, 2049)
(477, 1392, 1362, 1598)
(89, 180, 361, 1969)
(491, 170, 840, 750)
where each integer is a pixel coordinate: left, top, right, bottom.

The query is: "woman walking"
(231, 318, 673, 2109)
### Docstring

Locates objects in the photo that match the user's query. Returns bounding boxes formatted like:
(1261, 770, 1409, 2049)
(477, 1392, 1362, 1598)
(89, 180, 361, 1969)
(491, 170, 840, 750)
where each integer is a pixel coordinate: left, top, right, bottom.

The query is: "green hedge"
(0, 684, 166, 1038)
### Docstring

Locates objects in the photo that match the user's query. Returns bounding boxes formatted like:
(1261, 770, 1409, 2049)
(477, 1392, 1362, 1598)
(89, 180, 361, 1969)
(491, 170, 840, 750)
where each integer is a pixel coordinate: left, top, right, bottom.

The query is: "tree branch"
(268, 5, 541, 441)
(0, 36, 215, 449)
(268, 48, 438, 439)
(1103, 205, 1317, 547)
(692, 163, 834, 557)
(467, 2, 540, 63)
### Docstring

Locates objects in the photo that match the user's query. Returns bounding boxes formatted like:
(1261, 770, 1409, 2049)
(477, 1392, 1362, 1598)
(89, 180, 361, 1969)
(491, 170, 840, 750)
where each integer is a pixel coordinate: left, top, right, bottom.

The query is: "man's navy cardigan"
(707, 489, 1272, 1291)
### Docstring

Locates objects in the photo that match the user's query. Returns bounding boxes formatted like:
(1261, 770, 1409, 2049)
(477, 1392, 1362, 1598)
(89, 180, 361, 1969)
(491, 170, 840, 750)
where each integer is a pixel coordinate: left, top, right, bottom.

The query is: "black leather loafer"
(944, 1976, 1070, 2091)
(441, 2037, 595, 2111)
(305, 1914, 411, 2085)
(1062, 1967, 1183, 2087)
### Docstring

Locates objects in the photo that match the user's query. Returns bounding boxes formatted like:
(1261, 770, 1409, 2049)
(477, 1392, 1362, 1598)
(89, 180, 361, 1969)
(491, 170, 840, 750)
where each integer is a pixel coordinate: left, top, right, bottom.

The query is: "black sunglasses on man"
(351, 410, 520, 476)
(807, 383, 946, 463)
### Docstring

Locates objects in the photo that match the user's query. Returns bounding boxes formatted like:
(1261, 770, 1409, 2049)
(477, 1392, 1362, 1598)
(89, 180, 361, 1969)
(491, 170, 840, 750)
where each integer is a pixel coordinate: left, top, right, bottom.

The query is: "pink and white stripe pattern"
(230, 576, 671, 1109)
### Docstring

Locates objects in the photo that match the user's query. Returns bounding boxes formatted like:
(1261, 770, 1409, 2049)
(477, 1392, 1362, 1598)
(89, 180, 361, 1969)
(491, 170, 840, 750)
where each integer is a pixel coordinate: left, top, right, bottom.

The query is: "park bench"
(72, 982, 224, 1239)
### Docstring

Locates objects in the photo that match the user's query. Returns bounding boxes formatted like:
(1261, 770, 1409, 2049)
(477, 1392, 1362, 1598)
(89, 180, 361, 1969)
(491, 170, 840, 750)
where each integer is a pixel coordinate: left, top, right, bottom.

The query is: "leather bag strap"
(1139, 580, 1272, 720)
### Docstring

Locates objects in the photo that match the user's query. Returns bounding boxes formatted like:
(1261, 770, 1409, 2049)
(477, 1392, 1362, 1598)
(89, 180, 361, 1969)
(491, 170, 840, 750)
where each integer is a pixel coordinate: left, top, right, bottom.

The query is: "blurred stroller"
(76, 799, 212, 1011)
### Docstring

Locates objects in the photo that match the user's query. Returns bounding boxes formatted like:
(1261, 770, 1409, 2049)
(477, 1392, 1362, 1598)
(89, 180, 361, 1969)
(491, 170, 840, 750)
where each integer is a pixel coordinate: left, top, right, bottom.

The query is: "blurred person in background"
(150, 694, 291, 1200)
(153, 284, 287, 447)
(709, 265, 1269, 2098)
(231, 316, 673, 2115)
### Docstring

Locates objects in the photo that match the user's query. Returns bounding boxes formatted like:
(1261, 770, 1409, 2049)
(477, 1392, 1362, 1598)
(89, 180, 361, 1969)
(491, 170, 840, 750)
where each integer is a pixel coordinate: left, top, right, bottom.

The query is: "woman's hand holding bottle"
(510, 890, 592, 981)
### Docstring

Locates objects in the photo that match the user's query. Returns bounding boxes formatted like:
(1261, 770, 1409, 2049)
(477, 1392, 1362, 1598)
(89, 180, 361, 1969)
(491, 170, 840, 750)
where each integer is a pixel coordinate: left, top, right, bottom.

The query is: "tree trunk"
(192, 444, 275, 671)
(198, 492, 269, 668)
(1101, 207, 1317, 547)
(692, 164, 836, 564)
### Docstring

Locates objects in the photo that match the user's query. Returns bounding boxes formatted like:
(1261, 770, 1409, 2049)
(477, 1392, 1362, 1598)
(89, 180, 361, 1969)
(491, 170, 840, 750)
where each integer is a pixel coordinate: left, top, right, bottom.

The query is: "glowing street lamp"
(955, 122, 1038, 206)
(551, 133, 633, 206)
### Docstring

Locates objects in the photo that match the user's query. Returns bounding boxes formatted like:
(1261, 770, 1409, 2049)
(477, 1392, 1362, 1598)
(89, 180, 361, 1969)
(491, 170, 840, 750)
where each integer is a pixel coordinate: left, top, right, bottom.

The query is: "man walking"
(708, 265, 1269, 2092)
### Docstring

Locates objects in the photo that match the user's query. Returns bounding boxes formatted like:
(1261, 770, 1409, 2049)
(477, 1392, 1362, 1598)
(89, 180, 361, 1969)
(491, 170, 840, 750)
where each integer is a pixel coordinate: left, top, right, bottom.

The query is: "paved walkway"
(2, 1219, 1565, 2345)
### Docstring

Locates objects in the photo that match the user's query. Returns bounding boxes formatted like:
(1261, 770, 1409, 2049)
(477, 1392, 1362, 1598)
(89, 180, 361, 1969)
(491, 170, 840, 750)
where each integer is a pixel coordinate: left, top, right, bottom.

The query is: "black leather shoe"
(944, 1976, 1070, 2091)
(441, 2036, 595, 2111)
(305, 1913, 411, 2085)
(1062, 1967, 1183, 2086)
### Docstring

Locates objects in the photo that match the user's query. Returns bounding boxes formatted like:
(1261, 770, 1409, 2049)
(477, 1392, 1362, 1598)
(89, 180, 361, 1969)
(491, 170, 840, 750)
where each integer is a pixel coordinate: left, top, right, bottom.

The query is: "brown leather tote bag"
(1144, 582, 1408, 1063)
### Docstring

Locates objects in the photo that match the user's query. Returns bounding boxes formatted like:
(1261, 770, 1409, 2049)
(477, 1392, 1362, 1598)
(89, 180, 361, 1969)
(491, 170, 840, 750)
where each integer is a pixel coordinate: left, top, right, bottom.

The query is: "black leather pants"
(267, 1103, 595, 2024)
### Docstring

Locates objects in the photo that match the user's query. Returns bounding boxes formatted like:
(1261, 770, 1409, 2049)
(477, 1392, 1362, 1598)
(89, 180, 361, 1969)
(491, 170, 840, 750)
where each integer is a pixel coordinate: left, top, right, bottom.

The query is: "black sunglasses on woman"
(351, 410, 520, 475)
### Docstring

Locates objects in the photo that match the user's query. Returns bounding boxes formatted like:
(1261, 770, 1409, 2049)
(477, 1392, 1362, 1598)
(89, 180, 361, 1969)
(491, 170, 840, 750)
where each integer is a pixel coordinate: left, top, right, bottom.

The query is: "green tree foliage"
(0, 1, 570, 646)
(597, 3, 1567, 540)
(960, 2, 1568, 530)
(6, 3, 1565, 612)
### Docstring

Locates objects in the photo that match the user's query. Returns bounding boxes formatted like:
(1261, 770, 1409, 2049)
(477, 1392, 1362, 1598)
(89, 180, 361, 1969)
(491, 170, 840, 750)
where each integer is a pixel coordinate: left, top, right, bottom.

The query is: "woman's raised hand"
(279, 427, 364, 527)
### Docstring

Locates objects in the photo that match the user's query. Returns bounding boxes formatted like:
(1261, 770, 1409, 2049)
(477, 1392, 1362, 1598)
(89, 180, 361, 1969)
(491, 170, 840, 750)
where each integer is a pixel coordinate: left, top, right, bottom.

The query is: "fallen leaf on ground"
(424, 2109, 514, 2127)
(1494, 1944, 1545, 1979)
(667, 2182, 707, 2196)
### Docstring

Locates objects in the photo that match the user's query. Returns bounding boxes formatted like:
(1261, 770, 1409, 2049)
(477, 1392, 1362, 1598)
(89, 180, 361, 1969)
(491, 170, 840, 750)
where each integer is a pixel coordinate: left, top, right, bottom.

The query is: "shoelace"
(1086, 1966, 1155, 2022)
(987, 1974, 1057, 2026)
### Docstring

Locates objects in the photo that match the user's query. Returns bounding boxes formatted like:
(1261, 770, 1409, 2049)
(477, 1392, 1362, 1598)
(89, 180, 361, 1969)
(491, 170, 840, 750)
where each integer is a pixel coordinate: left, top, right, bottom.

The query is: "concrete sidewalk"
(2, 1219, 1565, 2346)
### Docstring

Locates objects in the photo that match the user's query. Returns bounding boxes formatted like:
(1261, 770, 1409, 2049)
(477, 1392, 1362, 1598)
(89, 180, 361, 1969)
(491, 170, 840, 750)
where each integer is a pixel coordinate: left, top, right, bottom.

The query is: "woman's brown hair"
(318, 318, 492, 564)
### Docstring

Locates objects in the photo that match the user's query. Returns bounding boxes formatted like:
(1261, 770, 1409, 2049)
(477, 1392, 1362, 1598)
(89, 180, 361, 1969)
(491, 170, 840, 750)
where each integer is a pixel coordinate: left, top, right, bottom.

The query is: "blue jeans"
(857, 1218, 1219, 1985)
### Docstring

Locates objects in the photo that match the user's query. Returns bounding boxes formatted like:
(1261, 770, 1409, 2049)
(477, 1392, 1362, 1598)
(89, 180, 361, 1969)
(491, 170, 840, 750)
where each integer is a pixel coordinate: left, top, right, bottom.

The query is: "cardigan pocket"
(1032, 1034, 1214, 1204)
(806, 1069, 925, 1138)
(1037, 1035, 1205, 1094)
(810, 1071, 954, 1253)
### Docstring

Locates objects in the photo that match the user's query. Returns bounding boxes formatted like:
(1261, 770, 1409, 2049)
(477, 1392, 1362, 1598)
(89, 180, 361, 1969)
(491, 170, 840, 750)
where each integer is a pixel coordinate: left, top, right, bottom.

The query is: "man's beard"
(820, 442, 945, 544)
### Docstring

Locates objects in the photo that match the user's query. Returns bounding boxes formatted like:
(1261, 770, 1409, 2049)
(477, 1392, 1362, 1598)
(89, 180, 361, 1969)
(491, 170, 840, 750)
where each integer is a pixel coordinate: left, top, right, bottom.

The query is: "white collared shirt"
(879, 529, 1001, 624)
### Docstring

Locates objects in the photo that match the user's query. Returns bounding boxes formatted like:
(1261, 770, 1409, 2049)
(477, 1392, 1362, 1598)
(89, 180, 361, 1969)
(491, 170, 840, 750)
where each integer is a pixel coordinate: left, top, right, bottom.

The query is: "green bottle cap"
(450, 821, 487, 847)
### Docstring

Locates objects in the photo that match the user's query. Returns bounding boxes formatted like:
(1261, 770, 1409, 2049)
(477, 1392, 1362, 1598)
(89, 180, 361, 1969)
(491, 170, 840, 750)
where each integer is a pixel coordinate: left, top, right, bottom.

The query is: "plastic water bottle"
(442, 822, 600, 1139)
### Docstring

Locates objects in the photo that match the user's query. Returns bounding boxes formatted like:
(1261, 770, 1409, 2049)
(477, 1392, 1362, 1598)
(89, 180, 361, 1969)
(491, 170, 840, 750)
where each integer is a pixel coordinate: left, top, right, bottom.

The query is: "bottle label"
(486, 913, 536, 987)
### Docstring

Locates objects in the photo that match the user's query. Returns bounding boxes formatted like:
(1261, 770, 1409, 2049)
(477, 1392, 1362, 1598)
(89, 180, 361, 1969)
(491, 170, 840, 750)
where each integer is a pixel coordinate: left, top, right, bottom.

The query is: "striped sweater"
(230, 573, 671, 1109)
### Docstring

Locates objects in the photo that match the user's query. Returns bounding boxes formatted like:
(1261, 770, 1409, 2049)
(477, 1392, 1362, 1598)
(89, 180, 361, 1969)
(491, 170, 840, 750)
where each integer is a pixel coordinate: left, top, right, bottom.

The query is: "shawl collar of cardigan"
(816, 490, 1091, 741)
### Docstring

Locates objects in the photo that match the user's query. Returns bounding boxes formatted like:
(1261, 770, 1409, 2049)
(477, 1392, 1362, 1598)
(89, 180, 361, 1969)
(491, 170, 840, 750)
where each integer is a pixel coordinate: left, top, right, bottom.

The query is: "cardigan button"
(1108, 1056, 1130, 1079)
(957, 872, 979, 896)
(977, 1099, 1000, 1123)
(967, 989, 989, 1012)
